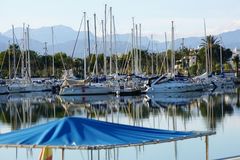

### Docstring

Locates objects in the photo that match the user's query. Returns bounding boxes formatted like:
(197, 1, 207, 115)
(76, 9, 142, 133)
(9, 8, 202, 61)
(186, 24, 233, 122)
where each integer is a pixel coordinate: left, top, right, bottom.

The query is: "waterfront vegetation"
(0, 35, 234, 79)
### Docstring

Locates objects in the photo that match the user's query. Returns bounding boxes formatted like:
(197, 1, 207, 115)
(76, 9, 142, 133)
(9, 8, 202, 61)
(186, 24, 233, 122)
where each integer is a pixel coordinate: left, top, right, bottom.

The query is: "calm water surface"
(0, 86, 239, 160)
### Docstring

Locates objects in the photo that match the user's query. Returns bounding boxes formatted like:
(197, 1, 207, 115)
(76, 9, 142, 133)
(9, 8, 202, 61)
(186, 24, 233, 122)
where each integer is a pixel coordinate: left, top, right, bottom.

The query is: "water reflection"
(0, 88, 239, 159)
(0, 92, 65, 131)
(0, 88, 238, 131)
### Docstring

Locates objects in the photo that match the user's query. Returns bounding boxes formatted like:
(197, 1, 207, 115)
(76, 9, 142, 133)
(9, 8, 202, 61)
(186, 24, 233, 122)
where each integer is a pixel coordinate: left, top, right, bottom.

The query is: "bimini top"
(0, 117, 215, 150)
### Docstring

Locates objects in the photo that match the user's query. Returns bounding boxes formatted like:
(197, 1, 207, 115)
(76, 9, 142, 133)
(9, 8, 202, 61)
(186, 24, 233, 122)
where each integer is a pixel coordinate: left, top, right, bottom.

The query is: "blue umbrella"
(0, 117, 214, 150)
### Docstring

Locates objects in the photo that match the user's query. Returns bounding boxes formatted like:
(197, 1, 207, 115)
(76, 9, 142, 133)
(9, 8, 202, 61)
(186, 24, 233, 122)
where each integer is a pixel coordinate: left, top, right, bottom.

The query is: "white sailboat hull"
(59, 85, 113, 96)
(0, 85, 9, 94)
(8, 83, 52, 93)
(147, 80, 209, 93)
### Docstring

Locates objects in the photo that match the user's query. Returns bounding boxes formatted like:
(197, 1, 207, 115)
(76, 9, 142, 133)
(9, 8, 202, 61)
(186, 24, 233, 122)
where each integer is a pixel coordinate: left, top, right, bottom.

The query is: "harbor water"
(0, 86, 239, 160)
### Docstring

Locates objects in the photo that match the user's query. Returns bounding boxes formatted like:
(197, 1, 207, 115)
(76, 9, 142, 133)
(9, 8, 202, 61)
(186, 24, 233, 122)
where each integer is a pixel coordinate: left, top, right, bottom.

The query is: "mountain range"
(0, 25, 240, 57)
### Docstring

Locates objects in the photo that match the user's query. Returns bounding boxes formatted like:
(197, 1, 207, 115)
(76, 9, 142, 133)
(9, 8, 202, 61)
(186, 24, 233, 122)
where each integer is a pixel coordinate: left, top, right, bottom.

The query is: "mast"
(132, 17, 135, 74)
(165, 32, 169, 73)
(87, 20, 91, 57)
(135, 24, 139, 74)
(220, 37, 223, 73)
(104, 4, 107, 75)
(8, 41, 11, 80)
(171, 21, 175, 77)
(113, 15, 118, 74)
(139, 24, 142, 73)
(83, 12, 87, 79)
(204, 19, 209, 75)
(101, 19, 105, 73)
(27, 25, 31, 81)
(43, 42, 48, 76)
(109, 7, 113, 75)
(94, 13, 98, 75)
(12, 25, 16, 80)
(86, 19, 91, 79)
(209, 37, 213, 73)
(21, 23, 25, 78)
(155, 37, 158, 74)
(131, 28, 134, 74)
(51, 26, 55, 77)
(220, 44, 223, 73)
(24, 31, 27, 79)
(151, 34, 154, 75)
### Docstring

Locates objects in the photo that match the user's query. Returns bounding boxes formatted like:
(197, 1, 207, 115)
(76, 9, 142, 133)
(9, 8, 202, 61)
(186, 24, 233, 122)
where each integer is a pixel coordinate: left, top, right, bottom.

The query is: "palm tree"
(200, 35, 220, 73)
(200, 35, 220, 48)
(233, 55, 240, 77)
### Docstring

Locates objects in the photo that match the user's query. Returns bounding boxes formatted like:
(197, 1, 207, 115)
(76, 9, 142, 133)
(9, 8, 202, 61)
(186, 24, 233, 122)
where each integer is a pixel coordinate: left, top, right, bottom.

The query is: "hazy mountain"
(219, 30, 240, 49)
(1, 25, 240, 55)
(3, 25, 95, 44)
(0, 33, 10, 50)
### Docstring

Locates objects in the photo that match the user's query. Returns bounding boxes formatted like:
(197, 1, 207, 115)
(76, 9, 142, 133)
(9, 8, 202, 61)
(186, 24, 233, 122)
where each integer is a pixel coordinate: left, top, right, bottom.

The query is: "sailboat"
(8, 25, 52, 93)
(0, 79, 8, 94)
(147, 21, 210, 93)
(113, 18, 145, 96)
(59, 12, 113, 96)
(193, 20, 234, 89)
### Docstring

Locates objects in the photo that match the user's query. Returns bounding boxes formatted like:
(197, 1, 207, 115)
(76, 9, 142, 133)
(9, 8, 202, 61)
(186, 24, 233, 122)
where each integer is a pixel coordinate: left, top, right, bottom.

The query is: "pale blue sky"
(1, 0, 240, 41)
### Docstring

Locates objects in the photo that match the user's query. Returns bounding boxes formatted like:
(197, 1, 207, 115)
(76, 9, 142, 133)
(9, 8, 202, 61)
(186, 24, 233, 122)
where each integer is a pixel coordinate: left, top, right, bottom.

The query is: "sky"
(1, 0, 240, 41)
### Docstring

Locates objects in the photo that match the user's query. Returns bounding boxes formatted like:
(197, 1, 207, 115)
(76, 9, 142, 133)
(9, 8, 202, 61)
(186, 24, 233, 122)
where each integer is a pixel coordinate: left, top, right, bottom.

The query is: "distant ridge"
(0, 25, 240, 56)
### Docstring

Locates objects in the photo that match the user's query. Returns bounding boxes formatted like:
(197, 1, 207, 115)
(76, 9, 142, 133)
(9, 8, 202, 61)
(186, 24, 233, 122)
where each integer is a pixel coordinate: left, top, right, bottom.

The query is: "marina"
(1, 0, 240, 159)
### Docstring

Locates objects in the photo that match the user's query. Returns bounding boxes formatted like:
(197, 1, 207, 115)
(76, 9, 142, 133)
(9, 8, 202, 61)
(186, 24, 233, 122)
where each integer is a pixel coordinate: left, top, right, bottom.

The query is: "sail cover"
(0, 117, 214, 149)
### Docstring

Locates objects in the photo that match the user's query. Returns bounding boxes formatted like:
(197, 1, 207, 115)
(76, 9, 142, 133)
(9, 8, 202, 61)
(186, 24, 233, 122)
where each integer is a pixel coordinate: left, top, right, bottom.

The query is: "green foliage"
(188, 64, 198, 76)
(0, 40, 234, 78)
(233, 55, 239, 77)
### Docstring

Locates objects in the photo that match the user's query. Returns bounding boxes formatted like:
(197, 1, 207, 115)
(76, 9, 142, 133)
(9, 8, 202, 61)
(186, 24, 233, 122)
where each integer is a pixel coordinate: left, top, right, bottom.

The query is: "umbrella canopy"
(0, 117, 215, 149)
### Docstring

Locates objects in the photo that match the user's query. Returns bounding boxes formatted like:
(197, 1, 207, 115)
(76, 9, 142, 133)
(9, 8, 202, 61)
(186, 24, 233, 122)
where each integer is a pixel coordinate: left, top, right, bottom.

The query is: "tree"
(198, 36, 233, 74)
(200, 35, 220, 48)
(233, 55, 239, 77)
